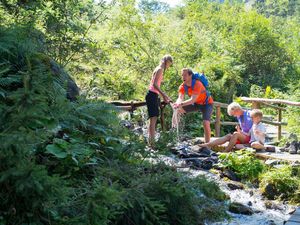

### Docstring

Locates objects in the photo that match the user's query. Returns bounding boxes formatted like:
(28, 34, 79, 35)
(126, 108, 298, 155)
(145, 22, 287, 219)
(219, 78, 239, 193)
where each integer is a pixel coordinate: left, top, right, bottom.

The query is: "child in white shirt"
(249, 109, 266, 150)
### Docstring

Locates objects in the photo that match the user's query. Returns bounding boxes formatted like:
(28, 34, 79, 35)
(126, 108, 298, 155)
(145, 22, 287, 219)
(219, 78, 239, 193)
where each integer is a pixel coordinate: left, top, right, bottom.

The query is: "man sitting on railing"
(199, 102, 252, 152)
(172, 68, 214, 143)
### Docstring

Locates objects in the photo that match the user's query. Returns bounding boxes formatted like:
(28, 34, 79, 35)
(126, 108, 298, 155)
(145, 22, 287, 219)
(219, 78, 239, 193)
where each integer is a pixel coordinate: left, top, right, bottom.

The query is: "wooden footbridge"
(111, 97, 300, 162)
(110, 97, 300, 141)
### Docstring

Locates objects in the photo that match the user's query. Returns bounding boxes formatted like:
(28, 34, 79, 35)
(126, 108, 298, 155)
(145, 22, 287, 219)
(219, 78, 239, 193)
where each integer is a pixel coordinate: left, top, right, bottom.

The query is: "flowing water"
(196, 170, 292, 225)
(163, 155, 293, 225)
(171, 107, 180, 142)
(172, 149, 293, 225)
(118, 108, 295, 225)
(157, 139, 294, 225)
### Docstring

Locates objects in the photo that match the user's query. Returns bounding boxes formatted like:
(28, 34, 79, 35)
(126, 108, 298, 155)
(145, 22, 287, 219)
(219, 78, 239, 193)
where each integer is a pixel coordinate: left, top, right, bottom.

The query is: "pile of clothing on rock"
(279, 134, 300, 154)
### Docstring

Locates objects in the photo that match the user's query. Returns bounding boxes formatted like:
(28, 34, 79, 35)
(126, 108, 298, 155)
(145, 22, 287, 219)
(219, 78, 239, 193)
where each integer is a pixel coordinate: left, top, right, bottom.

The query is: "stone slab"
(255, 151, 300, 162)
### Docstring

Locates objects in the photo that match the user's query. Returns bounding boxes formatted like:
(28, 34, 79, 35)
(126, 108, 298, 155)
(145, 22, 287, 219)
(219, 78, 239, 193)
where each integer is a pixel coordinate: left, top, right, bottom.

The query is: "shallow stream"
(119, 110, 295, 225)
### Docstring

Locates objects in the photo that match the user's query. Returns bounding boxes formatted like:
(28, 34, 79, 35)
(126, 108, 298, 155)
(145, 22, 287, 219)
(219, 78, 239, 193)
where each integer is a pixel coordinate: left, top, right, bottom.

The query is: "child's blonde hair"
(227, 102, 242, 116)
(250, 109, 263, 119)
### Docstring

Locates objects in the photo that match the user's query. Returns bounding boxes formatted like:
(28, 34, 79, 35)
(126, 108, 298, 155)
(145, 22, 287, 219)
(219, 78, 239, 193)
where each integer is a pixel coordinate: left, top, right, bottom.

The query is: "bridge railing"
(110, 97, 300, 140)
(239, 97, 300, 140)
(212, 100, 288, 140)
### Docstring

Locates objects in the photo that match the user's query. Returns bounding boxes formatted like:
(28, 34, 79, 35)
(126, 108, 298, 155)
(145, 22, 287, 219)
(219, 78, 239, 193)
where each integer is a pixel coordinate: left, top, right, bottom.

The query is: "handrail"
(110, 97, 293, 141)
(241, 97, 300, 107)
(260, 102, 286, 111)
(110, 100, 229, 108)
(239, 97, 298, 140)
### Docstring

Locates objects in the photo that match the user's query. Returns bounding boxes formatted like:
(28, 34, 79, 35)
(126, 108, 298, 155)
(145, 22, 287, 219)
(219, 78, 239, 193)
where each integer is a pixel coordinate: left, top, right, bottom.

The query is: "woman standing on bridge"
(145, 55, 173, 147)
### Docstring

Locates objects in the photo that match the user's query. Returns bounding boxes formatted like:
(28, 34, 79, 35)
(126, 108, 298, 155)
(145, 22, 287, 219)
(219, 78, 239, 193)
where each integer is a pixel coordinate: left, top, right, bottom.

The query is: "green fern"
(0, 75, 22, 87)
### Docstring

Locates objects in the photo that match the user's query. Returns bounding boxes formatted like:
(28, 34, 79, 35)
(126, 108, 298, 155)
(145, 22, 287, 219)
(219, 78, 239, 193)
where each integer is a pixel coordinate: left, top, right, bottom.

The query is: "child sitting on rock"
(249, 109, 267, 150)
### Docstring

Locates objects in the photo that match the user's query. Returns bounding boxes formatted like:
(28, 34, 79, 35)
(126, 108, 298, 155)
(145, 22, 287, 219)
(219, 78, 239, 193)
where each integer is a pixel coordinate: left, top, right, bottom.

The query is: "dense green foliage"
(66, 0, 299, 137)
(1, 0, 300, 223)
(79, 0, 300, 99)
(0, 2, 228, 224)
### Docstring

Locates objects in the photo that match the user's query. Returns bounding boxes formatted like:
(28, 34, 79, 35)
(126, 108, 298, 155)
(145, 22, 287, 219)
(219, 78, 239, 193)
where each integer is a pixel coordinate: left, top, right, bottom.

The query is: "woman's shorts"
(182, 104, 213, 121)
(145, 90, 159, 118)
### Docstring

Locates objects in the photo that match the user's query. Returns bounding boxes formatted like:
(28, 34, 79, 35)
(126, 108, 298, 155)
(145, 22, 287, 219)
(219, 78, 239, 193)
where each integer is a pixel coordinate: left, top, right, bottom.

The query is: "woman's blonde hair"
(227, 102, 242, 116)
(161, 54, 173, 65)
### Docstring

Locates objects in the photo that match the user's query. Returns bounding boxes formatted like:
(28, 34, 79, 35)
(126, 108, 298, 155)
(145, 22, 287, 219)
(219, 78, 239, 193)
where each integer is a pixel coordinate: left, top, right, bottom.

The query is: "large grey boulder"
(49, 59, 79, 101)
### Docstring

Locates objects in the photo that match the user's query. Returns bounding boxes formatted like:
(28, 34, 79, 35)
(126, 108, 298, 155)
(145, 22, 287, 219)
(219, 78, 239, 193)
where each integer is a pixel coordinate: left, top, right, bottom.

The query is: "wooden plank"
(112, 102, 231, 115)
(261, 119, 287, 126)
(111, 100, 229, 108)
(196, 138, 300, 162)
(209, 120, 287, 127)
(109, 101, 147, 107)
(255, 151, 300, 162)
(211, 121, 242, 126)
(213, 101, 229, 108)
(241, 97, 300, 107)
(261, 102, 286, 110)
(110, 101, 169, 111)
(252, 101, 261, 109)
(109, 101, 169, 108)
(114, 105, 133, 111)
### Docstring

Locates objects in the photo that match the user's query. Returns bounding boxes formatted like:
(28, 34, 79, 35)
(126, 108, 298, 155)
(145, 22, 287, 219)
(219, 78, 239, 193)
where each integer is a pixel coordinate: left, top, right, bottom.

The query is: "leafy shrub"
(0, 156, 67, 224)
(0, 25, 229, 225)
(109, 163, 229, 225)
(259, 165, 300, 202)
(219, 150, 265, 181)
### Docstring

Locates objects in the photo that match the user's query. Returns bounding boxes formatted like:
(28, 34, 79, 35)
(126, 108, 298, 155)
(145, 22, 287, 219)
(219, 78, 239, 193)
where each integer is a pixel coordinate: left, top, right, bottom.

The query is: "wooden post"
(215, 106, 221, 137)
(251, 101, 260, 109)
(278, 109, 282, 140)
(130, 101, 134, 118)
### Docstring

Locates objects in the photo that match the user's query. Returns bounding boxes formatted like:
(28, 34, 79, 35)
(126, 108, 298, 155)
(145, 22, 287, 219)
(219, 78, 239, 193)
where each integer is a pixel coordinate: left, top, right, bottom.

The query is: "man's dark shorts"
(145, 90, 159, 118)
(182, 104, 213, 121)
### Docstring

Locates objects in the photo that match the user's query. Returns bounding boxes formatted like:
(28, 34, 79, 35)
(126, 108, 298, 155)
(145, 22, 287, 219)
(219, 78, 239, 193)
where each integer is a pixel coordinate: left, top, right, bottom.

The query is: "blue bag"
(184, 72, 210, 104)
